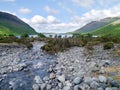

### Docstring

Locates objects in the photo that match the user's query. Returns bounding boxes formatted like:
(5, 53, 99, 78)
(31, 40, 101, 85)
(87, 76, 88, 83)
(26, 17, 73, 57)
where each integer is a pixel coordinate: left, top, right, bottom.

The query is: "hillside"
(73, 17, 120, 34)
(0, 11, 37, 35)
(91, 20, 120, 37)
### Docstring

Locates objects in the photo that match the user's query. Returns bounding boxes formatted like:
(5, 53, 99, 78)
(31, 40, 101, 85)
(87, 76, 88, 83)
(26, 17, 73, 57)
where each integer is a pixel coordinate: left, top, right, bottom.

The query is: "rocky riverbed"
(0, 42, 120, 90)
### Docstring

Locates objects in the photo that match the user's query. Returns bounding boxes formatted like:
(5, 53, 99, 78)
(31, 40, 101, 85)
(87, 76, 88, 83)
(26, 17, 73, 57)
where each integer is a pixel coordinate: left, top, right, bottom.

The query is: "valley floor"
(0, 42, 120, 90)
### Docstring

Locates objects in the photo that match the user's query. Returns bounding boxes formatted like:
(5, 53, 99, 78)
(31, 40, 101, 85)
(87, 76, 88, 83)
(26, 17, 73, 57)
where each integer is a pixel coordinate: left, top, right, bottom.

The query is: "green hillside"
(91, 20, 120, 37)
(0, 11, 37, 35)
(73, 17, 120, 34)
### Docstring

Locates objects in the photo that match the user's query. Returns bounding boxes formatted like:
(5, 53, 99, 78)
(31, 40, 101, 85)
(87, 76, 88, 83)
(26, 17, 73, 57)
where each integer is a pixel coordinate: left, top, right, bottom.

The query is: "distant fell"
(0, 11, 37, 35)
(73, 17, 120, 34)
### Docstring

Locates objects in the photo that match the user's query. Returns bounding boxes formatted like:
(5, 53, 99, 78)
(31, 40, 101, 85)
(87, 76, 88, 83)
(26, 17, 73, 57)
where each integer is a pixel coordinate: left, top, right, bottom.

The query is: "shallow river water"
(0, 42, 56, 90)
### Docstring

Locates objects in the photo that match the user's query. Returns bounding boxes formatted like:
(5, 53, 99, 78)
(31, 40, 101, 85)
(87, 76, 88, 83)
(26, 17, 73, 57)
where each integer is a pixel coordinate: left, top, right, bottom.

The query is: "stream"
(0, 42, 57, 90)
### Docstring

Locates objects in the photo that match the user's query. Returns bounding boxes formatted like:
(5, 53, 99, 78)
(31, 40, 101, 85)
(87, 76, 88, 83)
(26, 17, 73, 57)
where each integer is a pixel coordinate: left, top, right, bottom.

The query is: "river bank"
(0, 42, 120, 90)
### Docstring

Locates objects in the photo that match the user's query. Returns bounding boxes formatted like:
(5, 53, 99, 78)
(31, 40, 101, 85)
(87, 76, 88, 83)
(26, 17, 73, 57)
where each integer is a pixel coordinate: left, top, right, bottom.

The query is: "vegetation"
(91, 23, 120, 37)
(38, 33, 46, 38)
(73, 17, 119, 34)
(103, 42, 114, 50)
(0, 11, 37, 35)
(21, 33, 29, 38)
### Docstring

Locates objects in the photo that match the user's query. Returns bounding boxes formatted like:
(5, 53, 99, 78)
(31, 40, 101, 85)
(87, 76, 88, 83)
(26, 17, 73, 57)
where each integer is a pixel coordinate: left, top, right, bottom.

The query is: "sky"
(1, 0, 120, 33)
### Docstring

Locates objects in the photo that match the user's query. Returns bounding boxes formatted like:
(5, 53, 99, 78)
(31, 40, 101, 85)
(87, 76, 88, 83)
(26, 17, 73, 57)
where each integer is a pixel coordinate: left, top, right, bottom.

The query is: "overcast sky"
(1, 0, 120, 33)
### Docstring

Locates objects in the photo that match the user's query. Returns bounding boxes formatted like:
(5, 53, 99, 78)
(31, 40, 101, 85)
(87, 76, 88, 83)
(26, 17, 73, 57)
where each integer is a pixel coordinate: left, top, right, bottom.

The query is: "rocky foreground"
(0, 42, 120, 90)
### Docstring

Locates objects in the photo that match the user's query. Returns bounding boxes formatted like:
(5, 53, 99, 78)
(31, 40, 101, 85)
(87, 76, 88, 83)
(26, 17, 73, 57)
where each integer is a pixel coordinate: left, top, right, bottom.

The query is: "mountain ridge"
(0, 11, 37, 35)
(73, 17, 120, 34)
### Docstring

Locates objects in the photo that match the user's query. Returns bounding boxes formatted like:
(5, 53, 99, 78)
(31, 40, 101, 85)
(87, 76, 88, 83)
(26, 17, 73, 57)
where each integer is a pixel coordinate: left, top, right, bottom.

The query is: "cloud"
(22, 4, 120, 33)
(3, 0, 15, 2)
(71, 0, 94, 8)
(31, 15, 46, 24)
(19, 8, 32, 14)
(44, 6, 59, 14)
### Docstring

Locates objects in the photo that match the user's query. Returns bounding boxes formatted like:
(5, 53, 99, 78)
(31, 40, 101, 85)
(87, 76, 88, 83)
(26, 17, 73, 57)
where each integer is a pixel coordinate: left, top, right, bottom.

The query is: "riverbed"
(0, 42, 120, 90)
(0, 42, 56, 90)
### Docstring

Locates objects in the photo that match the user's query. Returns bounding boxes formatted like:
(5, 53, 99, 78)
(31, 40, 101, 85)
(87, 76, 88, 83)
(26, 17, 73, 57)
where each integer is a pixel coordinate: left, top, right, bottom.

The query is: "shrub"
(85, 42, 93, 50)
(38, 33, 46, 38)
(115, 50, 120, 57)
(21, 33, 29, 38)
(103, 42, 114, 50)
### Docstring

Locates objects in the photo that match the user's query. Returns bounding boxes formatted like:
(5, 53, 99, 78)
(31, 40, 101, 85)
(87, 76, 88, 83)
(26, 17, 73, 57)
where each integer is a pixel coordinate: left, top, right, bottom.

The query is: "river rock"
(50, 73, 56, 79)
(105, 87, 112, 90)
(43, 76, 49, 81)
(110, 80, 119, 87)
(46, 84, 52, 90)
(57, 75, 65, 82)
(90, 81, 99, 89)
(32, 84, 40, 90)
(34, 75, 43, 84)
(74, 85, 82, 90)
(40, 83, 46, 90)
(99, 75, 107, 83)
(73, 77, 82, 85)
(112, 87, 119, 90)
(97, 87, 104, 90)
(63, 85, 71, 90)
(58, 83, 63, 89)
(84, 77, 92, 85)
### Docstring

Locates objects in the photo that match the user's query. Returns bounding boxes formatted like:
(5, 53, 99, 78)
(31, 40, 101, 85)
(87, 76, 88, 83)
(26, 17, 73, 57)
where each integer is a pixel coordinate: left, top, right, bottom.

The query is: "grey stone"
(84, 77, 92, 85)
(90, 81, 99, 89)
(34, 76, 43, 84)
(58, 83, 63, 89)
(63, 86, 71, 90)
(57, 75, 65, 82)
(112, 87, 119, 90)
(43, 76, 49, 81)
(105, 87, 112, 90)
(97, 87, 104, 90)
(50, 73, 56, 79)
(74, 85, 82, 90)
(73, 77, 82, 85)
(110, 80, 119, 87)
(46, 84, 51, 90)
(32, 84, 40, 90)
(40, 83, 46, 90)
(99, 75, 107, 83)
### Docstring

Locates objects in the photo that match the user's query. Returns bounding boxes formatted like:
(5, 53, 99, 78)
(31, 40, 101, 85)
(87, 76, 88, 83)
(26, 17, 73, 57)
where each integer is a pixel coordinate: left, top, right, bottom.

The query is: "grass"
(0, 18, 37, 35)
(91, 23, 120, 37)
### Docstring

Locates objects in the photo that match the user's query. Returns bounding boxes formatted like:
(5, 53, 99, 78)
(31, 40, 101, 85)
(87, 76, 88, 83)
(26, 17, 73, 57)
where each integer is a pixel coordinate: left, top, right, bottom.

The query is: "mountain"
(73, 17, 120, 34)
(0, 11, 37, 35)
(91, 19, 120, 37)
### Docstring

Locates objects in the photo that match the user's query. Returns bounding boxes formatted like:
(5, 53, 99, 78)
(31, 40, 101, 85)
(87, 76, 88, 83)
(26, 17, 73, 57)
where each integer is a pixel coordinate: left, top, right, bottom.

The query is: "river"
(0, 42, 56, 90)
